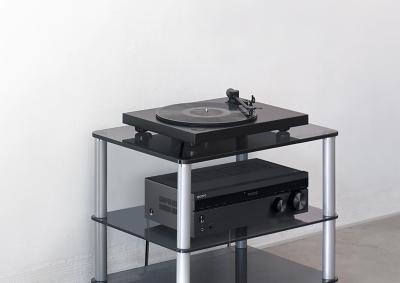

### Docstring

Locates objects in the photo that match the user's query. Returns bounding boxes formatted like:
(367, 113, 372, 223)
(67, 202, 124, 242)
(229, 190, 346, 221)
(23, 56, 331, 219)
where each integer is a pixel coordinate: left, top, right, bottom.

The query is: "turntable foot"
(135, 127, 148, 133)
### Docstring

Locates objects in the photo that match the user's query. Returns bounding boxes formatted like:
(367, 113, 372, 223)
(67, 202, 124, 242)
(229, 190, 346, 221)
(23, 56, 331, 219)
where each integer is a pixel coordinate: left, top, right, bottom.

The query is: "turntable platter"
(156, 102, 257, 127)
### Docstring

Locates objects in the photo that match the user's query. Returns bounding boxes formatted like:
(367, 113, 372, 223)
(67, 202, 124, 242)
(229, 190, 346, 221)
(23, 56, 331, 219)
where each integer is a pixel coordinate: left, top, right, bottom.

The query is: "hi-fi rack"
(91, 93, 338, 283)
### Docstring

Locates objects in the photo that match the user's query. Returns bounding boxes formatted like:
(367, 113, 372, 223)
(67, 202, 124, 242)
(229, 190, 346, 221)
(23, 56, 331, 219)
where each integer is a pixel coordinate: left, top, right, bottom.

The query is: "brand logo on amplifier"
(248, 191, 258, 197)
(196, 194, 207, 199)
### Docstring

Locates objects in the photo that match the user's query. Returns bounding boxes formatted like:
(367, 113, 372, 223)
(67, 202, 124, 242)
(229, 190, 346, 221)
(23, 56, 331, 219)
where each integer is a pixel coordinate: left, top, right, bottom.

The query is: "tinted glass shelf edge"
(106, 246, 337, 283)
(91, 205, 337, 253)
(92, 124, 338, 164)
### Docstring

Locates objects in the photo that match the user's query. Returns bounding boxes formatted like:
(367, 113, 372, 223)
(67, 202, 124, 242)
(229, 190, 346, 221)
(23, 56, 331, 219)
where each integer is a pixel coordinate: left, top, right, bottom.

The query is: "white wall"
(1, 1, 399, 282)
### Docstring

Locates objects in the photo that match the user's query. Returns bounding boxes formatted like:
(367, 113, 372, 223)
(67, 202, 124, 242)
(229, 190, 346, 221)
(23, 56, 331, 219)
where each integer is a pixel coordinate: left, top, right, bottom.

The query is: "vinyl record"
(156, 102, 257, 127)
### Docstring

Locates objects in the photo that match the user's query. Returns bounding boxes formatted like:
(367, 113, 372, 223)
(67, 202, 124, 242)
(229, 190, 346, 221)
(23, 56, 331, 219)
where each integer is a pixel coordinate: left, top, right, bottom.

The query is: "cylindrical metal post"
(177, 253, 191, 283)
(94, 139, 107, 282)
(177, 164, 191, 283)
(235, 240, 247, 249)
(235, 154, 248, 249)
(235, 246, 247, 283)
(323, 137, 336, 281)
(236, 153, 248, 162)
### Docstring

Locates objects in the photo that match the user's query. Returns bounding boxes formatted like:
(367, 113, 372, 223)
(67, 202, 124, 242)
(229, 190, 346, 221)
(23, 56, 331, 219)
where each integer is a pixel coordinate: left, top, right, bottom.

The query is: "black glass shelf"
(99, 246, 338, 283)
(91, 205, 337, 253)
(92, 124, 338, 164)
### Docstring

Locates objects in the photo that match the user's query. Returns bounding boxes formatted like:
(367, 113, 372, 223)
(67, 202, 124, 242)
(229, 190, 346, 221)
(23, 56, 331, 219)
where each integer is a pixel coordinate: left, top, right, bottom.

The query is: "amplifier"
(145, 159, 308, 238)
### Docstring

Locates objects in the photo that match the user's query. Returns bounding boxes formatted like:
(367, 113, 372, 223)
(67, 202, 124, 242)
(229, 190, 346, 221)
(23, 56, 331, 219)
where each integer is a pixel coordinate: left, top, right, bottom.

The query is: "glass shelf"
(103, 246, 338, 283)
(92, 124, 338, 164)
(92, 205, 337, 253)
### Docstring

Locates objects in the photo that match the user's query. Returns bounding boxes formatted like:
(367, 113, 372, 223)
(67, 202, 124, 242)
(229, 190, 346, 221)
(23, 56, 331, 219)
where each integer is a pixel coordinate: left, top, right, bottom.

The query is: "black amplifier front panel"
(192, 189, 308, 238)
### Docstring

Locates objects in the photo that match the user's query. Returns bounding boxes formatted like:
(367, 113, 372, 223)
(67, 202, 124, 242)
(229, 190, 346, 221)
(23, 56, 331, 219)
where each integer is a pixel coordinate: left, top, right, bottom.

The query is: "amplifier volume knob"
(272, 197, 287, 212)
(289, 190, 307, 211)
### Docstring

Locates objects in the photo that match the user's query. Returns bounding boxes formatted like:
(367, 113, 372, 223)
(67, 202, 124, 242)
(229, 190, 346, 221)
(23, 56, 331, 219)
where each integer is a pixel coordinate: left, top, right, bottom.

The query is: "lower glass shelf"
(100, 247, 338, 283)
(92, 205, 337, 253)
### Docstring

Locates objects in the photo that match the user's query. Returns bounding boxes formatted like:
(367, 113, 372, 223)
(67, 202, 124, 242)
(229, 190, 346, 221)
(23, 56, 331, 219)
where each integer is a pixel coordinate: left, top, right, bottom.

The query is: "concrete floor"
(264, 214, 400, 283)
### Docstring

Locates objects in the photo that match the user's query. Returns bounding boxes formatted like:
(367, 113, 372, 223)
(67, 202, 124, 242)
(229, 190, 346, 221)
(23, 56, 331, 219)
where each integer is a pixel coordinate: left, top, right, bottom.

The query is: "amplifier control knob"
(272, 197, 287, 212)
(289, 190, 307, 211)
(199, 215, 205, 223)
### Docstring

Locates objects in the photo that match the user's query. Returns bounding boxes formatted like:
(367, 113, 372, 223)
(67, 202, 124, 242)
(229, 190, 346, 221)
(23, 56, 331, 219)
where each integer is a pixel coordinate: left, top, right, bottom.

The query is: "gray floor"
(264, 214, 400, 283)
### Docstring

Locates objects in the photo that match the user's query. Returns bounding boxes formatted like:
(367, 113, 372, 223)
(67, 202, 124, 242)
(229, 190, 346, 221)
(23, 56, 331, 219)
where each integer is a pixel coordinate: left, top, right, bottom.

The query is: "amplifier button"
(272, 197, 287, 213)
(199, 215, 205, 223)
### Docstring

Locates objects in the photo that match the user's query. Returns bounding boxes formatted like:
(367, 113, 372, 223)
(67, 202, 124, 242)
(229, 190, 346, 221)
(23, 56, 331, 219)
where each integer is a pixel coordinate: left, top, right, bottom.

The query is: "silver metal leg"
(323, 137, 336, 281)
(236, 153, 248, 162)
(94, 139, 107, 282)
(235, 154, 248, 249)
(177, 164, 191, 283)
(235, 245, 247, 283)
(235, 240, 247, 249)
(177, 253, 191, 283)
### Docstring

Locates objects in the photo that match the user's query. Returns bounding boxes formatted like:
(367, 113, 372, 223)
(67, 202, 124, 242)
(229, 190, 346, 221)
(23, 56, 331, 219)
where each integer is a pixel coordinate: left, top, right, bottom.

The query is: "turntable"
(123, 89, 308, 144)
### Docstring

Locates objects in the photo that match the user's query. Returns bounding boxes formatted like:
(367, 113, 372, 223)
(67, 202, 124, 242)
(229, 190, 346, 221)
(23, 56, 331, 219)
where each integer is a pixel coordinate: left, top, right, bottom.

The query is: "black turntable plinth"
(123, 97, 308, 144)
